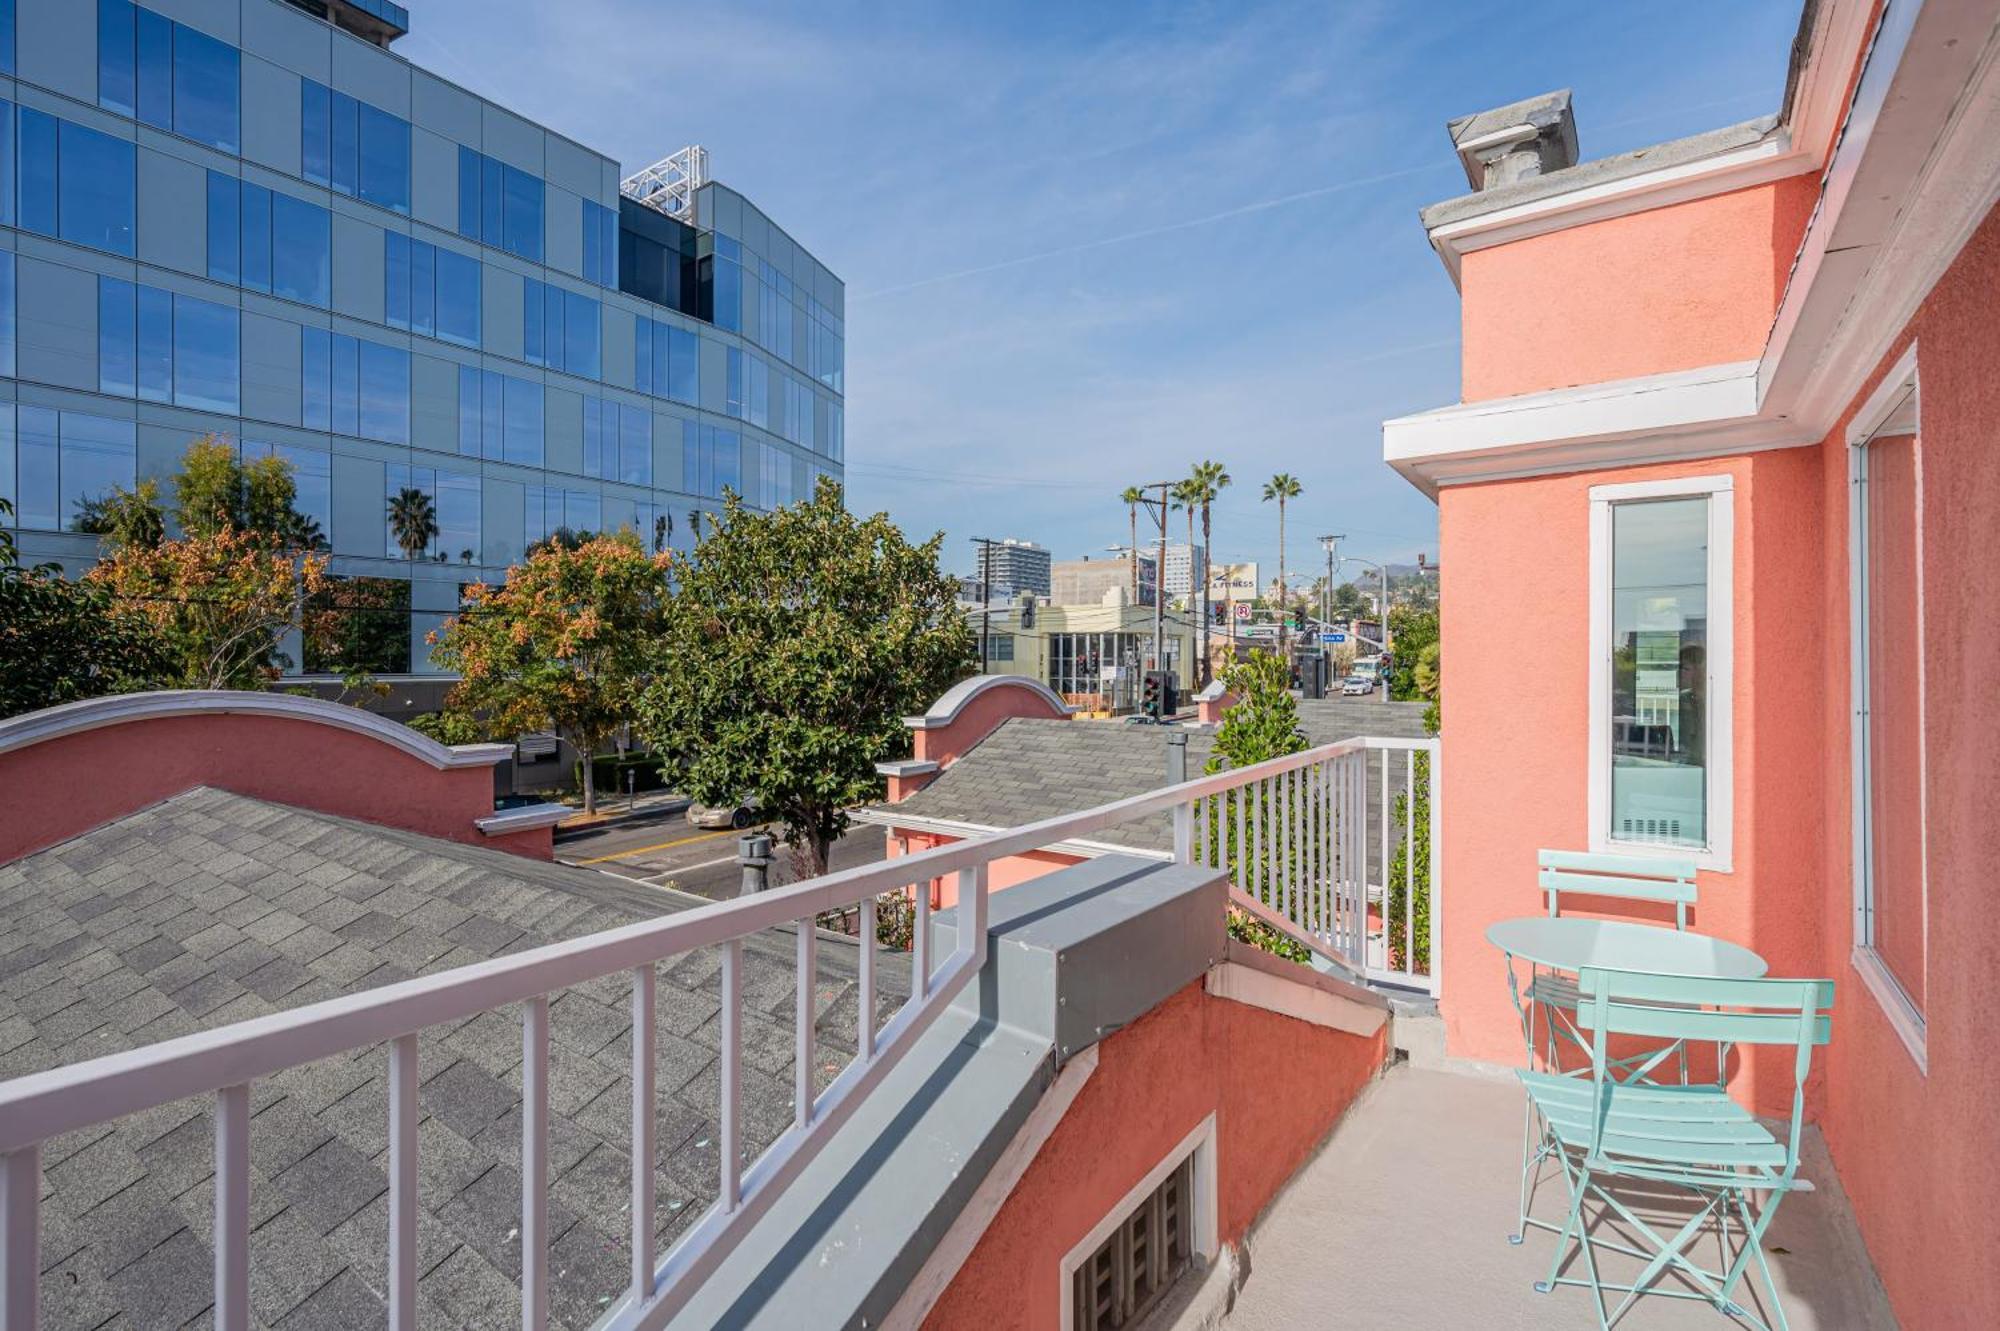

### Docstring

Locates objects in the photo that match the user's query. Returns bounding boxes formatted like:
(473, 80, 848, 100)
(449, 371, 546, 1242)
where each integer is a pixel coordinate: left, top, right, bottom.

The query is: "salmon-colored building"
(1386, 1, 2000, 1323)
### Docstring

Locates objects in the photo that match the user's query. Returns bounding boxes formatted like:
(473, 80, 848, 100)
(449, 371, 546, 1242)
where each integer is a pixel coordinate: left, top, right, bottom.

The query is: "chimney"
(1446, 90, 1578, 192)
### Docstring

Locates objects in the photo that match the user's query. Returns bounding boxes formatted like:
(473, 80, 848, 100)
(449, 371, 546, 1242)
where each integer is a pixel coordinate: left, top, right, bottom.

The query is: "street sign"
(1234, 603, 1251, 621)
(1322, 632, 1346, 644)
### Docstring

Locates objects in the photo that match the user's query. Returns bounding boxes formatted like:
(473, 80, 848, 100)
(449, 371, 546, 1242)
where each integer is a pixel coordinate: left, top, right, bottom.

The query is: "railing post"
(388, 1035, 419, 1331)
(720, 940, 742, 1210)
(630, 965, 657, 1301)
(214, 1083, 251, 1331)
(858, 898, 877, 1061)
(522, 996, 550, 1331)
(1173, 801, 1193, 865)
(1429, 740, 1444, 997)
(2, 1145, 39, 1331)
(796, 924, 817, 1126)
(962, 865, 988, 967)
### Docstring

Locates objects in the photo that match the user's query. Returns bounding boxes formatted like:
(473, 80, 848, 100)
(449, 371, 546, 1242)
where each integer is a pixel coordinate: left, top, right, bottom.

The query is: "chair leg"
(1536, 1154, 1588, 1294)
(1723, 1189, 1791, 1331)
(1512, 1094, 1536, 1244)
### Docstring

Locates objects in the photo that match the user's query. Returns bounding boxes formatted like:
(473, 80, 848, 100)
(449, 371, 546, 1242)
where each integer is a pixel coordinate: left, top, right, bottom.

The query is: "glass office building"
(0, 0, 845, 676)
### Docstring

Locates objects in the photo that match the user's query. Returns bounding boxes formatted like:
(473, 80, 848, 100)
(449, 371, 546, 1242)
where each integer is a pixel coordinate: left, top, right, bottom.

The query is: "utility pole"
(969, 536, 998, 673)
(1153, 480, 1169, 682)
(1320, 534, 1342, 629)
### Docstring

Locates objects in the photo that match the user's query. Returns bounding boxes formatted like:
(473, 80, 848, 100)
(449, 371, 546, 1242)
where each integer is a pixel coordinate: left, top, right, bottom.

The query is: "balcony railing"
(0, 733, 1435, 1329)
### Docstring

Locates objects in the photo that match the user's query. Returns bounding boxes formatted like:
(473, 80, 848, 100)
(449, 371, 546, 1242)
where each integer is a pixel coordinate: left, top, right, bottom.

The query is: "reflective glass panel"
(98, 0, 137, 118)
(16, 405, 57, 530)
(60, 120, 137, 256)
(171, 21, 238, 153)
(206, 172, 240, 285)
(242, 182, 272, 292)
(357, 102, 410, 213)
(563, 291, 600, 380)
(135, 284, 172, 403)
(173, 293, 239, 414)
(271, 193, 331, 307)
(300, 78, 331, 187)
(358, 340, 410, 444)
(501, 163, 543, 262)
(59, 412, 135, 533)
(502, 375, 543, 465)
(1609, 497, 1709, 849)
(0, 253, 12, 380)
(17, 108, 55, 237)
(383, 231, 412, 330)
(98, 276, 135, 398)
(435, 247, 479, 348)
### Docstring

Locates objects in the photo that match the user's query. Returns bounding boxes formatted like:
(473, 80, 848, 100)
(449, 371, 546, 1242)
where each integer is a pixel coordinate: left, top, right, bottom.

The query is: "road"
(555, 806, 888, 902)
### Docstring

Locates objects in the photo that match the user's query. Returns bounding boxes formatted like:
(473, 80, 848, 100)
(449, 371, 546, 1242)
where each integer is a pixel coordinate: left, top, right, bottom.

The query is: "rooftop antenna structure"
(620, 144, 710, 226)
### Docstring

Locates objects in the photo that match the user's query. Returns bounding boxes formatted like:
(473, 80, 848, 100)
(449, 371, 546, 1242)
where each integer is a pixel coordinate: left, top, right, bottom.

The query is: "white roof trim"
(902, 674, 1074, 730)
(1388, 0, 2000, 493)
(474, 803, 572, 836)
(875, 760, 940, 777)
(1423, 0, 1872, 286)
(850, 807, 1171, 863)
(0, 691, 516, 771)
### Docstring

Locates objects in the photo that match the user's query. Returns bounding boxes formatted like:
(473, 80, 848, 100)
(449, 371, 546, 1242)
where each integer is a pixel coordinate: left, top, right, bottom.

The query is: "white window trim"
(1845, 342, 1928, 1072)
(1587, 475, 1734, 872)
(1057, 1113, 1218, 1331)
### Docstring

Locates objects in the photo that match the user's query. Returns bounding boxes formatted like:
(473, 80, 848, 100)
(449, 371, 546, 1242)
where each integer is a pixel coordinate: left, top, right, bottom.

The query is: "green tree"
(1170, 478, 1201, 610)
(1119, 485, 1145, 603)
(75, 480, 168, 551)
(0, 500, 172, 719)
(1183, 461, 1231, 685)
(408, 710, 489, 746)
(1203, 649, 1309, 962)
(174, 437, 324, 550)
(388, 487, 439, 562)
(1330, 580, 1370, 620)
(429, 531, 672, 814)
(1262, 473, 1302, 650)
(1386, 603, 1439, 705)
(634, 478, 975, 875)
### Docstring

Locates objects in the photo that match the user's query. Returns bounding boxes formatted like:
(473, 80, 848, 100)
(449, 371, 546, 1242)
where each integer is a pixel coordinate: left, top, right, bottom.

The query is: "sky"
(399, 0, 1802, 582)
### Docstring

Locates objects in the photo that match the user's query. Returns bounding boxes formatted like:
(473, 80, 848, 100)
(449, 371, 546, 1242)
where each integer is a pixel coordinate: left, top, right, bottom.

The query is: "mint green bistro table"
(1489, 916, 1769, 1246)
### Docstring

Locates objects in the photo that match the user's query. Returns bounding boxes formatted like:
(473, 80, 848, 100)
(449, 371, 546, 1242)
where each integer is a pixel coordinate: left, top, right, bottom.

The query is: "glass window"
(15, 405, 57, 531)
(60, 119, 138, 256)
(0, 252, 13, 380)
(384, 231, 412, 330)
(503, 375, 543, 465)
(457, 365, 482, 457)
(1854, 377, 1926, 1021)
(135, 284, 172, 403)
(523, 277, 550, 367)
(302, 326, 330, 431)
(618, 404, 651, 486)
(358, 339, 410, 444)
(435, 247, 479, 347)
(328, 331, 358, 435)
(501, 163, 543, 262)
(710, 250, 741, 332)
(712, 428, 739, 496)
(1607, 496, 1712, 851)
(357, 102, 410, 214)
(135, 7, 171, 131)
(0, 101, 13, 230)
(582, 199, 616, 287)
(98, 277, 136, 398)
(98, 1, 136, 117)
(668, 327, 698, 405)
(408, 238, 435, 338)
(305, 575, 410, 674)
(633, 319, 653, 395)
(480, 153, 503, 251)
(300, 78, 331, 189)
(173, 293, 239, 414)
(245, 440, 330, 547)
(271, 192, 331, 307)
(171, 21, 238, 153)
(17, 107, 55, 238)
(385, 462, 433, 560)
(563, 290, 600, 379)
(565, 488, 600, 536)
(329, 88, 359, 195)
(241, 181, 272, 293)
(457, 145, 481, 241)
(581, 397, 607, 477)
(725, 346, 743, 419)
(59, 412, 136, 533)
(206, 173, 240, 285)
(437, 469, 480, 564)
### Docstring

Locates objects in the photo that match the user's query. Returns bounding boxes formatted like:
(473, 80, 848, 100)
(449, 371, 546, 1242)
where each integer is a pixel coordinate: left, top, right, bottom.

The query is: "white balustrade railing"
(0, 732, 1437, 1329)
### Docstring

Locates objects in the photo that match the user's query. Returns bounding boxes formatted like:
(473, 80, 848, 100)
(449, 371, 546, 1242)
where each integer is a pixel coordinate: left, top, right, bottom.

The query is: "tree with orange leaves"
(86, 527, 328, 689)
(428, 530, 673, 814)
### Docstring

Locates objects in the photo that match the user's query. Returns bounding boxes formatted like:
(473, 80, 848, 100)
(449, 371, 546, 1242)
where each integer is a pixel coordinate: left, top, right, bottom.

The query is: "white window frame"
(1588, 474, 1734, 872)
(1846, 343, 1928, 1073)
(1058, 1113, 1218, 1331)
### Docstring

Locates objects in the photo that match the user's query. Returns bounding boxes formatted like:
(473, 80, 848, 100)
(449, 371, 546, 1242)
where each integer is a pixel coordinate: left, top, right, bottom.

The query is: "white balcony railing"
(0, 734, 1435, 1330)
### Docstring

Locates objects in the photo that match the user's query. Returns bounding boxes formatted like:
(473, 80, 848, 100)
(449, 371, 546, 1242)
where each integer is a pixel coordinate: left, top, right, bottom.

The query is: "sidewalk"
(551, 788, 690, 833)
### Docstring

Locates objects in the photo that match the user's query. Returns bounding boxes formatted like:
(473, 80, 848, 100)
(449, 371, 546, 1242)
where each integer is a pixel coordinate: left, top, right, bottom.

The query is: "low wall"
(923, 976, 1388, 1329)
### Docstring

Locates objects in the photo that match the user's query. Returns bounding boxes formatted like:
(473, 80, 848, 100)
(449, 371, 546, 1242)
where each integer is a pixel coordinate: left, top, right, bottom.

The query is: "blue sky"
(400, 0, 1800, 580)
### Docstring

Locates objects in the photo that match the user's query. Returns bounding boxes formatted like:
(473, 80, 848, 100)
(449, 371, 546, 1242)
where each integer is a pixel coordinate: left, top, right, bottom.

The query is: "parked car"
(687, 797, 761, 830)
(1341, 675, 1375, 696)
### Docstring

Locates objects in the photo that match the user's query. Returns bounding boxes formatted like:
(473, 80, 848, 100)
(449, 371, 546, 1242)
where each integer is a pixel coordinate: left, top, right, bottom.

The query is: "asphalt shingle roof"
(879, 699, 1433, 852)
(0, 787, 906, 1331)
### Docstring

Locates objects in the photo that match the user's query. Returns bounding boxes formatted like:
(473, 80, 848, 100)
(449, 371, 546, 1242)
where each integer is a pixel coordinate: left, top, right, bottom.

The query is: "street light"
(1338, 554, 1392, 655)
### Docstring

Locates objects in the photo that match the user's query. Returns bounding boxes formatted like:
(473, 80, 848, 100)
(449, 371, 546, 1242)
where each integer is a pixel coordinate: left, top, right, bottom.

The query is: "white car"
(1341, 675, 1375, 696)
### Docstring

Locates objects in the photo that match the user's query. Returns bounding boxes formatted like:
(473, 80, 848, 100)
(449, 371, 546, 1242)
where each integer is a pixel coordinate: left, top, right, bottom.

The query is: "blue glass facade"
(0, 0, 845, 675)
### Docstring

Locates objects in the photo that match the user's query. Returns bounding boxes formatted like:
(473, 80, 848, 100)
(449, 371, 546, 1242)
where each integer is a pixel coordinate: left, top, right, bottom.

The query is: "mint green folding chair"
(1513, 850, 1700, 1246)
(1519, 968, 1833, 1330)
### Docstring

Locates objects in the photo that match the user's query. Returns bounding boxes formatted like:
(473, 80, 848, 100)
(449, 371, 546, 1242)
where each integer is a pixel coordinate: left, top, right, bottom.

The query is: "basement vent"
(1620, 817, 1684, 844)
(1071, 1154, 1194, 1331)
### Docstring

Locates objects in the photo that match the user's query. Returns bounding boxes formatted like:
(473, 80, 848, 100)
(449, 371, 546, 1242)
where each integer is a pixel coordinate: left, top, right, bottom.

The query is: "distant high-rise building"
(1052, 554, 1157, 608)
(1160, 543, 1207, 597)
(973, 538, 1052, 600)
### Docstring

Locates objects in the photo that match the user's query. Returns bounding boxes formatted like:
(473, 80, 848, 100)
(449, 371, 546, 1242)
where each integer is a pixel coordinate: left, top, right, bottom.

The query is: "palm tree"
(387, 487, 439, 562)
(1262, 473, 1303, 651)
(1120, 485, 1145, 603)
(1185, 460, 1231, 685)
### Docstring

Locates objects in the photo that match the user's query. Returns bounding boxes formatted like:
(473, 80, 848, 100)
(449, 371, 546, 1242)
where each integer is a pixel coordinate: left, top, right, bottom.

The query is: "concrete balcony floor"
(1224, 1064, 1898, 1330)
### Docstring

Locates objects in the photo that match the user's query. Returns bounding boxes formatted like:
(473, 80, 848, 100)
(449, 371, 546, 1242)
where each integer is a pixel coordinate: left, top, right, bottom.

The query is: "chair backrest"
(1576, 967, 1834, 1177)
(1539, 848, 1698, 929)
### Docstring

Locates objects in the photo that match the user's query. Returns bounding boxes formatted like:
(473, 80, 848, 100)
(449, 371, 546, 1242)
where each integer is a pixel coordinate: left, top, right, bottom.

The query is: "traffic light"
(1141, 671, 1166, 719)
(1018, 594, 1036, 630)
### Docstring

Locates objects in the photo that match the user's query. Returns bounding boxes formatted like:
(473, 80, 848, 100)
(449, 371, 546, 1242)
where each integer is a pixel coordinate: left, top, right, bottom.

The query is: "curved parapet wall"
(904, 674, 1073, 768)
(0, 691, 546, 863)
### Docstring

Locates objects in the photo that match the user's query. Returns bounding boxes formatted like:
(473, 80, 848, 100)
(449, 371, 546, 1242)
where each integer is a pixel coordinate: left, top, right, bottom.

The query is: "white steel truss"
(620, 144, 710, 225)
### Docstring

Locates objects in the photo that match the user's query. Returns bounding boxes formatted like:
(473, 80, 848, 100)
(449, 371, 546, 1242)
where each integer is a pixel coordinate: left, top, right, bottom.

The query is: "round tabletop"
(1485, 916, 1767, 979)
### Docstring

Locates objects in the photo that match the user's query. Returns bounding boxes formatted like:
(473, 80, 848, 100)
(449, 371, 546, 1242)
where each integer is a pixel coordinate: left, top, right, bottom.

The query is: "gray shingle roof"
(877, 700, 1432, 852)
(0, 787, 906, 1331)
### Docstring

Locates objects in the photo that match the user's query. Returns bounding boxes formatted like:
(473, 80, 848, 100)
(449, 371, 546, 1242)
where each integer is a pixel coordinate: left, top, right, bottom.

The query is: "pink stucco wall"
(1436, 168, 2000, 1329)
(1458, 175, 1818, 401)
(911, 681, 1069, 768)
(923, 979, 1387, 1330)
(0, 712, 545, 862)
(887, 830, 1080, 908)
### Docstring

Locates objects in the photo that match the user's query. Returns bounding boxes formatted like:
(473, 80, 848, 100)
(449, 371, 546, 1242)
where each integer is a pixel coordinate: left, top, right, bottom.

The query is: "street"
(555, 807, 889, 901)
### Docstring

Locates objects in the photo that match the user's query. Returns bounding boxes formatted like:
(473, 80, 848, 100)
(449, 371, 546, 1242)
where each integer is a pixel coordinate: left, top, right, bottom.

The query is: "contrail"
(853, 162, 1444, 301)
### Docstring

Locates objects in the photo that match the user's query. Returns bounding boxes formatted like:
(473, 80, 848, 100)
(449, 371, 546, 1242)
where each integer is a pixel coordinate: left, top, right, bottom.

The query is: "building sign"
(1208, 561, 1260, 599)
